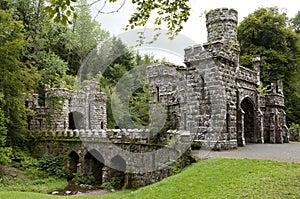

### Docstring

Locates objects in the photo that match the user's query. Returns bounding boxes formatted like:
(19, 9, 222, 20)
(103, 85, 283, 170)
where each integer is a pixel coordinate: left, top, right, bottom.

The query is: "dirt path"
(73, 190, 113, 196)
(193, 142, 300, 162)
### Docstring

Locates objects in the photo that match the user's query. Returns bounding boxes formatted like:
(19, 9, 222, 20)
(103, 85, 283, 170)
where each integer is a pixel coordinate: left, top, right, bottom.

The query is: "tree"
(45, 0, 191, 39)
(237, 7, 300, 125)
(0, 9, 38, 144)
(291, 11, 300, 33)
(0, 96, 12, 165)
(70, 0, 109, 75)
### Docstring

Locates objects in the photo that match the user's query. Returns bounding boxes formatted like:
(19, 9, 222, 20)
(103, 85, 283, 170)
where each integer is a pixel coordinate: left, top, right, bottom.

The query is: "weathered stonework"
(28, 81, 107, 131)
(147, 8, 289, 150)
(28, 7, 290, 189)
(29, 128, 193, 188)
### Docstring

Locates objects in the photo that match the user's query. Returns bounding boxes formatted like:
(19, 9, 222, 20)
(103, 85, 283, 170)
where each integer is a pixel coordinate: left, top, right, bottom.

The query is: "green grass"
(0, 167, 67, 194)
(1, 158, 300, 198)
(0, 177, 67, 193)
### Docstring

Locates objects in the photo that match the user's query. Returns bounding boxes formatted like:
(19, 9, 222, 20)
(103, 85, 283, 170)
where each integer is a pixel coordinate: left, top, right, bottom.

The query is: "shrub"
(101, 177, 123, 190)
(191, 141, 202, 150)
(11, 147, 37, 169)
(38, 155, 68, 178)
(289, 123, 300, 141)
(72, 172, 95, 185)
(0, 108, 12, 165)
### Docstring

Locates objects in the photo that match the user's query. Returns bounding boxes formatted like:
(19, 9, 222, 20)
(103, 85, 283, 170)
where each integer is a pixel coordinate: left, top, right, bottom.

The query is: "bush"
(11, 148, 38, 170)
(72, 173, 95, 185)
(38, 155, 68, 178)
(0, 108, 12, 165)
(191, 141, 202, 150)
(289, 123, 300, 141)
(101, 177, 123, 190)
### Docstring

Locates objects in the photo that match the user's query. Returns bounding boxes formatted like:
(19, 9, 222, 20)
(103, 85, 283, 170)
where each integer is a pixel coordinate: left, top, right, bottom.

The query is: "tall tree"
(71, 0, 109, 75)
(0, 9, 38, 144)
(237, 7, 300, 125)
(291, 11, 300, 33)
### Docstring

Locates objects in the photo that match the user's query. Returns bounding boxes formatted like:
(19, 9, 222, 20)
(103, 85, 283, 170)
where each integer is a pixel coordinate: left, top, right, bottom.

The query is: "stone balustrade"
(31, 129, 192, 145)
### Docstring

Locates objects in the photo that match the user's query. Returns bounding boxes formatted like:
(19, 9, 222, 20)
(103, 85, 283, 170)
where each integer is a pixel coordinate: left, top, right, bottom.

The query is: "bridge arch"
(68, 151, 79, 179)
(84, 149, 105, 184)
(109, 155, 126, 189)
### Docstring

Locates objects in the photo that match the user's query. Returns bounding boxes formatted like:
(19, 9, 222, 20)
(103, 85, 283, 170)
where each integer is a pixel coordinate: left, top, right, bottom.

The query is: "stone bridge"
(30, 129, 192, 188)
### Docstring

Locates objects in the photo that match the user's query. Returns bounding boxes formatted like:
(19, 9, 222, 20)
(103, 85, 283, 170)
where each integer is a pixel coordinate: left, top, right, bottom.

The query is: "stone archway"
(84, 149, 104, 184)
(68, 151, 79, 179)
(68, 111, 84, 130)
(241, 98, 255, 143)
(109, 155, 126, 189)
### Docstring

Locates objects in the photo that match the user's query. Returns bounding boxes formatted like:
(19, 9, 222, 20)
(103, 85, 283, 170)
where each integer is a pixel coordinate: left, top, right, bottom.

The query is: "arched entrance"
(84, 149, 104, 184)
(241, 98, 255, 143)
(68, 111, 84, 130)
(109, 155, 126, 189)
(68, 151, 79, 179)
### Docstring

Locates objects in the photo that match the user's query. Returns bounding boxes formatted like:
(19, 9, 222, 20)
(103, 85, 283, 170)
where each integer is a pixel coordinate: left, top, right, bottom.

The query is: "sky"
(90, 0, 299, 65)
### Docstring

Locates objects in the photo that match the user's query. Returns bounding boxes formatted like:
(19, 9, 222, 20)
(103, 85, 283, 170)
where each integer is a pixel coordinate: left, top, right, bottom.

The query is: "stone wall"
(260, 80, 289, 143)
(147, 8, 289, 150)
(28, 82, 107, 131)
(29, 128, 194, 189)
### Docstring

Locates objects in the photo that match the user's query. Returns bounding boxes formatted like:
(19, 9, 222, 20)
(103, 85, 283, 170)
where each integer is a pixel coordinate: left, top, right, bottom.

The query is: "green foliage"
(258, 82, 271, 94)
(15, 154, 39, 171)
(191, 141, 202, 150)
(72, 172, 95, 185)
(129, 84, 150, 126)
(38, 155, 68, 178)
(44, 0, 78, 26)
(46, 96, 65, 129)
(74, 0, 110, 59)
(101, 177, 124, 190)
(0, 173, 67, 193)
(291, 11, 300, 33)
(35, 51, 69, 88)
(46, 0, 190, 40)
(237, 7, 300, 124)
(127, 0, 191, 39)
(289, 123, 300, 141)
(0, 107, 12, 165)
(0, 9, 39, 144)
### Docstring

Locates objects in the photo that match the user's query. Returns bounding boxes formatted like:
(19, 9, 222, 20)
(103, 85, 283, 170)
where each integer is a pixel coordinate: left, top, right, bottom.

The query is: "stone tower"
(205, 8, 239, 62)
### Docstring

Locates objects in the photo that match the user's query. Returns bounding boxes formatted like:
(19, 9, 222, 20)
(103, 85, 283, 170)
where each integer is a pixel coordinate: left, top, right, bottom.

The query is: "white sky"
(91, 0, 299, 65)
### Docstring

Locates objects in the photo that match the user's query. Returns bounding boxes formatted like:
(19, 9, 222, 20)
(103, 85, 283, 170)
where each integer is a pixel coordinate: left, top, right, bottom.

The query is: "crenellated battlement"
(206, 8, 238, 45)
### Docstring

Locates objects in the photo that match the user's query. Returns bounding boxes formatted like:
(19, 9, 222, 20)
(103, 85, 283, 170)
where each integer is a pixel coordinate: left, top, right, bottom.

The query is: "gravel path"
(193, 142, 300, 162)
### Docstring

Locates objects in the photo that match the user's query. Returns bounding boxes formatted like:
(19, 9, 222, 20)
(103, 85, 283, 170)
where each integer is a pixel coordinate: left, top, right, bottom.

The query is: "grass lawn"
(1, 158, 300, 198)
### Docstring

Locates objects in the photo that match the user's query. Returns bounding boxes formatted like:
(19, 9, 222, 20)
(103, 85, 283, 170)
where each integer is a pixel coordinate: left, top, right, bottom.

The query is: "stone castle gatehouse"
(147, 8, 289, 150)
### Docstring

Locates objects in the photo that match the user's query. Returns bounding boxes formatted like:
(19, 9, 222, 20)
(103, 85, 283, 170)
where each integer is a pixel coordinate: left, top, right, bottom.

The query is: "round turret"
(206, 8, 238, 45)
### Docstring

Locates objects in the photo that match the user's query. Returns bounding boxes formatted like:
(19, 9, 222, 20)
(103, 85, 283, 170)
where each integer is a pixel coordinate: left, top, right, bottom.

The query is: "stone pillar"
(102, 166, 110, 184)
(277, 80, 283, 95)
(257, 109, 264, 143)
(282, 111, 289, 143)
(240, 109, 246, 146)
(270, 83, 276, 94)
(275, 109, 283, 143)
(252, 55, 261, 86)
(237, 108, 245, 147)
(269, 112, 276, 143)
